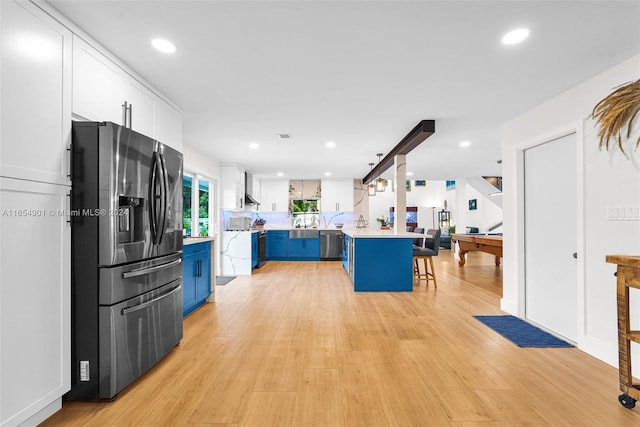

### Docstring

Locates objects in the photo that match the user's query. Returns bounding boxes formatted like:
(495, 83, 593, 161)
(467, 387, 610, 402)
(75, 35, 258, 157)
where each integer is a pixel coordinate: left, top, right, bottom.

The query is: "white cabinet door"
(1, 0, 71, 186)
(322, 179, 354, 212)
(72, 35, 124, 124)
(155, 98, 183, 151)
(73, 36, 182, 144)
(260, 180, 289, 212)
(220, 165, 245, 210)
(0, 177, 70, 426)
(123, 76, 155, 139)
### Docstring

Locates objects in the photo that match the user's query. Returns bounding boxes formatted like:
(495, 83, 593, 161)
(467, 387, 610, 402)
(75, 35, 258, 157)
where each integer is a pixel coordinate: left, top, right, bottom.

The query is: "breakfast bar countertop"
(341, 229, 416, 238)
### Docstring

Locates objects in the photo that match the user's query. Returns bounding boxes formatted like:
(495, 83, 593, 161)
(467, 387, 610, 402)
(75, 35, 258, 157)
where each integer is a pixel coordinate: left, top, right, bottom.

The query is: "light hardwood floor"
(43, 251, 640, 426)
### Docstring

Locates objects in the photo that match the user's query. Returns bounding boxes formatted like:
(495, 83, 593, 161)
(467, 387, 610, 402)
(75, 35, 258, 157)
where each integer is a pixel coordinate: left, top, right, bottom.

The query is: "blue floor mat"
(474, 315, 574, 348)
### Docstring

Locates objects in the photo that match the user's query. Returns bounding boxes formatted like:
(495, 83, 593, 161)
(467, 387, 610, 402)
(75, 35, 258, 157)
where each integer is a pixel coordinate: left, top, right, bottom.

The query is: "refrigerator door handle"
(122, 258, 182, 279)
(157, 153, 169, 245)
(120, 283, 181, 315)
(149, 152, 163, 244)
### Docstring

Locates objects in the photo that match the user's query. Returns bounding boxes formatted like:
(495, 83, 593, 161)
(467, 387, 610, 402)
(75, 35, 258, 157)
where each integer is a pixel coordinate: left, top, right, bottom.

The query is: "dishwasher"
(320, 230, 343, 260)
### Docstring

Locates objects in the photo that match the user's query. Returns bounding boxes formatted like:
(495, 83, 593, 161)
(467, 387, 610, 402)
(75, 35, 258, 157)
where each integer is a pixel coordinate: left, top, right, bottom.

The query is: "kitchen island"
(221, 230, 261, 275)
(342, 229, 415, 291)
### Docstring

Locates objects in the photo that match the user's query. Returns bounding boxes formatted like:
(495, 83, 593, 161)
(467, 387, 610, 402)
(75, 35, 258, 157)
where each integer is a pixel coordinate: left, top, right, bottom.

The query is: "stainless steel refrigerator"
(68, 121, 183, 400)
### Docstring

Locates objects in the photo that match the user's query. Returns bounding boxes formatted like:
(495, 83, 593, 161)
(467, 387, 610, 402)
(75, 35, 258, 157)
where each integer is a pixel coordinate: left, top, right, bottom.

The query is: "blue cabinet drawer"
(184, 241, 209, 255)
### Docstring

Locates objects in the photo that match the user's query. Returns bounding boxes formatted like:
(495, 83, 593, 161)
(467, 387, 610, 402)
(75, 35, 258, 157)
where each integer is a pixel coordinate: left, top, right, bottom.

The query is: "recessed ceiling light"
(502, 28, 529, 45)
(277, 172, 284, 177)
(406, 172, 414, 176)
(249, 143, 259, 149)
(459, 141, 471, 147)
(324, 172, 331, 176)
(151, 38, 177, 54)
(326, 141, 336, 148)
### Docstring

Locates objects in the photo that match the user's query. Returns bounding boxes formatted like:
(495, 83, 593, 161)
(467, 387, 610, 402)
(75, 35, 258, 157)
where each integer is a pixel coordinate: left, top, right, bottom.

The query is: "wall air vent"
(278, 133, 292, 139)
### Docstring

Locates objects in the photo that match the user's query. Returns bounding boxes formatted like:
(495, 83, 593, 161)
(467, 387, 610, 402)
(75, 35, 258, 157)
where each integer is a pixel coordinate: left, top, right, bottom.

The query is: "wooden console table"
(606, 254, 640, 409)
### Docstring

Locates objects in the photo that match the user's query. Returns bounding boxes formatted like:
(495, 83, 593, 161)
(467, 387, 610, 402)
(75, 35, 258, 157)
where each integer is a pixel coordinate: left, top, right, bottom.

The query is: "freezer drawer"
(98, 280, 183, 399)
(99, 252, 183, 305)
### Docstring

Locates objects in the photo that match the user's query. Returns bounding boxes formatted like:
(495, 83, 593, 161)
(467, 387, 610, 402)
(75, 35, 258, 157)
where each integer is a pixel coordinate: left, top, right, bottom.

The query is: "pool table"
(451, 233, 503, 266)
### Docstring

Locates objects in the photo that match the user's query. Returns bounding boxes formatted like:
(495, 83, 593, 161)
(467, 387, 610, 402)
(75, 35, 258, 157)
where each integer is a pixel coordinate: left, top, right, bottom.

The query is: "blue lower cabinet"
(342, 235, 350, 271)
(266, 231, 320, 261)
(267, 231, 288, 258)
(251, 232, 258, 269)
(182, 241, 211, 316)
(351, 237, 413, 291)
(304, 238, 320, 260)
(288, 238, 304, 258)
(287, 238, 320, 260)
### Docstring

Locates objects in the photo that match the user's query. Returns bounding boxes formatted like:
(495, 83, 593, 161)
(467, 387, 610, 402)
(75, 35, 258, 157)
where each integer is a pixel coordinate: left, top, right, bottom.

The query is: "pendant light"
(375, 153, 386, 192)
(367, 163, 376, 196)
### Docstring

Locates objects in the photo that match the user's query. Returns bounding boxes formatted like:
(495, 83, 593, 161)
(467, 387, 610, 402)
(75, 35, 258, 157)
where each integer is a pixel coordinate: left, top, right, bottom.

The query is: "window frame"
(183, 171, 216, 237)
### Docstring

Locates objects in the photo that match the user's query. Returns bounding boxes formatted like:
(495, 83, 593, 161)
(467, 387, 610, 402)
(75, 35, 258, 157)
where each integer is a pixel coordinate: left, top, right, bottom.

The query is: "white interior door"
(524, 133, 577, 341)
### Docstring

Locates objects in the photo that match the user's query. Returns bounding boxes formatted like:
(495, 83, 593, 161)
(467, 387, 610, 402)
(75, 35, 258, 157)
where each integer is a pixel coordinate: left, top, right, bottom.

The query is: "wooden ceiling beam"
(362, 120, 436, 184)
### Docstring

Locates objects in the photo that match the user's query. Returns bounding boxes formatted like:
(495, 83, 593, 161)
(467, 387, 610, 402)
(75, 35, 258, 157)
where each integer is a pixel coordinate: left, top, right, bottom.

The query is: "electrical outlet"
(80, 361, 90, 381)
(607, 204, 640, 221)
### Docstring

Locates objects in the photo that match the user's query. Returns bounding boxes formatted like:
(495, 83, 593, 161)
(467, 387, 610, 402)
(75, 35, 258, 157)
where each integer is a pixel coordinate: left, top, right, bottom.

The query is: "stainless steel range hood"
(245, 172, 260, 205)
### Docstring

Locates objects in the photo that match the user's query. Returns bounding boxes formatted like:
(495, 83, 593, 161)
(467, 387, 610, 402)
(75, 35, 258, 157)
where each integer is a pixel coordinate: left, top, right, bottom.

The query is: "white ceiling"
(48, 0, 640, 181)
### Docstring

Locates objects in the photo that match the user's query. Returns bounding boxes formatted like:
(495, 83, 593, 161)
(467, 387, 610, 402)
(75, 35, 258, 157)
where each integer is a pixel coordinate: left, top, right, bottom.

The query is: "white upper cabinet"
(322, 179, 354, 212)
(72, 35, 182, 150)
(220, 164, 245, 210)
(155, 98, 183, 150)
(122, 75, 155, 139)
(0, 0, 72, 186)
(260, 180, 289, 212)
(72, 36, 124, 124)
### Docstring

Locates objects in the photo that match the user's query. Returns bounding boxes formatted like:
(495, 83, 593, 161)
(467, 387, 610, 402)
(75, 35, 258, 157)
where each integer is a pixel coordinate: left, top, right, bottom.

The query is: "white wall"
(464, 183, 503, 232)
(368, 179, 503, 233)
(183, 145, 220, 179)
(183, 144, 222, 274)
(368, 180, 447, 229)
(501, 54, 640, 370)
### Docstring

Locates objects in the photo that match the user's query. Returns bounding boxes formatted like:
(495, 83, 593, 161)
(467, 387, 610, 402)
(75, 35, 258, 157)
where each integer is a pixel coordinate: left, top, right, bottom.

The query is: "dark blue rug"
(474, 315, 574, 348)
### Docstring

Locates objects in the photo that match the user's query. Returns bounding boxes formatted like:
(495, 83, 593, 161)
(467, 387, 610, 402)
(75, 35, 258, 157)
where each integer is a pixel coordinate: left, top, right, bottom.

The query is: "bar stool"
(413, 228, 441, 288)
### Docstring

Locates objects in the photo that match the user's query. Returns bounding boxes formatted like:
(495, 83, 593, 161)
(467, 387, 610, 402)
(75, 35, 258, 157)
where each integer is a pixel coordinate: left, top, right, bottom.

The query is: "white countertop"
(341, 229, 416, 238)
(183, 236, 215, 245)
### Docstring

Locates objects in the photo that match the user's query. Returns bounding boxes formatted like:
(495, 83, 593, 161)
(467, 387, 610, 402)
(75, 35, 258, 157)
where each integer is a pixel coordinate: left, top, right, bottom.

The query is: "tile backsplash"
(222, 210, 355, 230)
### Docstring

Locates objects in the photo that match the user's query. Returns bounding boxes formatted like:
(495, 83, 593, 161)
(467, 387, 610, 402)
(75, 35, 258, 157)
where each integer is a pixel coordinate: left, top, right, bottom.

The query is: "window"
(183, 173, 215, 237)
(291, 199, 319, 228)
(198, 179, 210, 236)
(183, 176, 193, 236)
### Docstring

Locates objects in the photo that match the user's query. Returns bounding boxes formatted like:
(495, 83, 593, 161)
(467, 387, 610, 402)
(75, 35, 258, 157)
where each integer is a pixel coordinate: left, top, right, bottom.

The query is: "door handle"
(122, 101, 132, 128)
(573, 252, 578, 259)
(122, 258, 182, 278)
(157, 153, 169, 245)
(121, 284, 181, 315)
(149, 152, 159, 243)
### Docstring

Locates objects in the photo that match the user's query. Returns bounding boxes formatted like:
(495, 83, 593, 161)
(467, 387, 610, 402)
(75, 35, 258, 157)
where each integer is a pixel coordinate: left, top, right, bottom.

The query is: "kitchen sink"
(289, 229, 319, 239)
